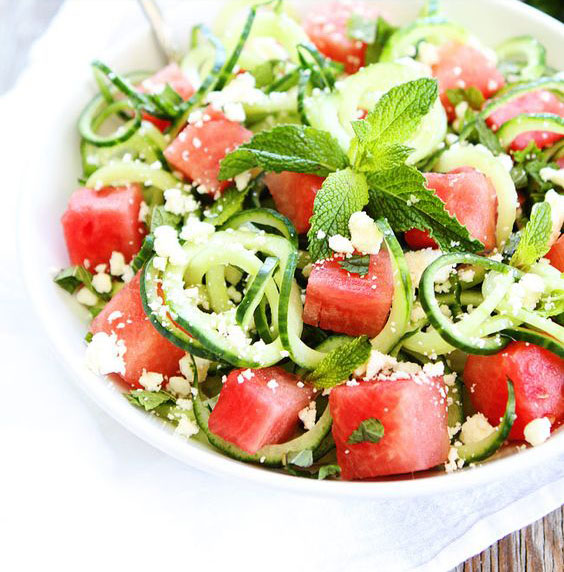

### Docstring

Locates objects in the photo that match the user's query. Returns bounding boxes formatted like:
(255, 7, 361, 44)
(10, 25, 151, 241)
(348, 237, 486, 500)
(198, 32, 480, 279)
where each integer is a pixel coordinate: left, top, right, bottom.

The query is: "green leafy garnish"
(446, 86, 485, 110)
(317, 464, 341, 480)
(348, 418, 385, 444)
(307, 169, 369, 261)
(459, 116, 503, 156)
(350, 78, 438, 170)
(306, 336, 371, 389)
(287, 449, 314, 468)
(54, 265, 96, 295)
(511, 141, 559, 202)
(338, 254, 370, 276)
(367, 164, 484, 253)
(126, 390, 175, 411)
(511, 201, 553, 270)
(150, 206, 182, 233)
(219, 125, 349, 180)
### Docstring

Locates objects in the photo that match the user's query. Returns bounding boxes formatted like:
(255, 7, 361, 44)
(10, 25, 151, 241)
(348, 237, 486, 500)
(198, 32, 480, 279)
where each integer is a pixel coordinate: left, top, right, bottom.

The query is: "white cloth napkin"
(1, 2, 562, 571)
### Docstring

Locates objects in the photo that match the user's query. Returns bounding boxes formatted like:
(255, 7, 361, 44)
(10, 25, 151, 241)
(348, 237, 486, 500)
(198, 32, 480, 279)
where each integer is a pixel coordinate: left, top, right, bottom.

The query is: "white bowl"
(19, 0, 564, 497)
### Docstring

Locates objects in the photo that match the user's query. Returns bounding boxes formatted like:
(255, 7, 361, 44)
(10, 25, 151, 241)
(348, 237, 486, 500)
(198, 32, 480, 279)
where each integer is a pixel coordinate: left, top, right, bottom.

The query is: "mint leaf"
(338, 254, 370, 276)
(219, 125, 349, 180)
(126, 390, 175, 411)
(287, 449, 314, 468)
(318, 464, 341, 480)
(446, 86, 485, 110)
(350, 78, 438, 169)
(367, 164, 483, 253)
(511, 202, 552, 270)
(150, 206, 181, 233)
(348, 418, 385, 444)
(204, 185, 251, 226)
(346, 13, 377, 43)
(54, 266, 95, 295)
(459, 117, 503, 156)
(307, 169, 369, 261)
(365, 17, 397, 64)
(306, 336, 371, 389)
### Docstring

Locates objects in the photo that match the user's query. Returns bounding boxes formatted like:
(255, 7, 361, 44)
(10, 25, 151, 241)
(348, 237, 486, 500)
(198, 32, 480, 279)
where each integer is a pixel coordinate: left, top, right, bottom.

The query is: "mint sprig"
(305, 336, 371, 389)
(218, 125, 349, 180)
(338, 254, 370, 276)
(307, 169, 369, 261)
(348, 418, 385, 444)
(511, 202, 553, 270)
(367, 164, 484, 253)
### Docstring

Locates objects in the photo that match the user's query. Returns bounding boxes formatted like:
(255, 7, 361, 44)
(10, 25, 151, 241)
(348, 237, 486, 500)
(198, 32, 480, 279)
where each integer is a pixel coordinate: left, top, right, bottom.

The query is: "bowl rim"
(18, 0, 564, 497)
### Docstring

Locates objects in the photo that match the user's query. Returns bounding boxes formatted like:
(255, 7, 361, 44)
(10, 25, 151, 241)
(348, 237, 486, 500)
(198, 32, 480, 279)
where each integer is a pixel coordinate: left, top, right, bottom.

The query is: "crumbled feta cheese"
(506, 273, 545, 314)
(298, 401, 317, 431)
(404, 249, 449, 288)
(234, 171, 252, 191)
(138, 370, 164, 392)
(168, 375, 191, 397)
(109, 251, 126, 277)
(95, 263, 107, 273)
(316, 230, 326, 240)
(92, 272, 112, 294)
(458, 268, 475, 283)
(266, 379, 279, 391)
(153, 256, 167, 271)
(207, 72, 265, 109)
(175, 398, 193, 411)
(179, 354, 210, 383)
(497, 153, 513, 172)
(544, 189, 564, 246)
(138, 200, 150, 223)
(328, 234, 354, 254)
(540, 167, 564, 188)
(348, 211, 383, 254)
(523, 417, 551, 447)
(164, 188, 198, 216)
(76, 287, 99, 307)
(444, 445, 463, 473)
(175, 417, 199, 438)
(223, 101, 246, 123)
(417, 41, 440, 66)
(107, 310, 123, 324)
(85, 332, 126, 376)
(410, 302, 427, 323)
(365, 350, 400, 379)
(179, 216, 215, 244)
(422, 361, 444, 377)
(460, 413, 495, 444)
(154, 225, 187, 265)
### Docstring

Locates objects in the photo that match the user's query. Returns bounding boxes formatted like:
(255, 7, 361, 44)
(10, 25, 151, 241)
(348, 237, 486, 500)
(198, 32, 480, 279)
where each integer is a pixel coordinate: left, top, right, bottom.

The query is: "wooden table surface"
(2, 0, 562, 570)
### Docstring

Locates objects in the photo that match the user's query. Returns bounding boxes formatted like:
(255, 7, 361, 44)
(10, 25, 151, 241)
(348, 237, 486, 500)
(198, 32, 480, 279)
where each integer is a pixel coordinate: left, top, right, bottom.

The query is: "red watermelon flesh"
(432, 42, 505, 120)
(138, 63, 195, 132)
(404, 168, 498, 251)
(486, 89, 564, 150)
(90, 272, 185, 388)
(303, 1, 380, 74)
(208, 367, 315, 454)
(164, 106, 252, 196)
(264, 171, 324, 233)
(330, 374, 449, 479)
(61, 185, 146, 269)
(546, 234, 564, 272)
(303, 249, 393, 337)
(464, 341, 564, 440)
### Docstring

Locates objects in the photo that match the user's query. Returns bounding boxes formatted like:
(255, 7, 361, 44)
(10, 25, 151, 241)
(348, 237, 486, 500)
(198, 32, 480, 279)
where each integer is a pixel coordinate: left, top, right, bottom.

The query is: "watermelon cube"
(61, 185, 146, 269)
(303, 249, 393, 338)
(164, 106, 252, 196)
(139, 63, 195, 132)
(546, 235, 564, 272)
(264, 171, 324, 233)
(464, 341, 564, 440)
(90, 272, 185, 387)
(432, 42, 505, 120)
(404, 168, 498, 251)
(485, 90, 564, 150)
(330, 373, 450, 479)
(208, 367, 314, 454)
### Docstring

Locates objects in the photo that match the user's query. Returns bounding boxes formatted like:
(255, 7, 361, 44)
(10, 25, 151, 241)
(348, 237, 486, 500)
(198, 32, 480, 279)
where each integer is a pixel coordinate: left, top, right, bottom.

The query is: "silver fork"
(137, 0, 180, 63)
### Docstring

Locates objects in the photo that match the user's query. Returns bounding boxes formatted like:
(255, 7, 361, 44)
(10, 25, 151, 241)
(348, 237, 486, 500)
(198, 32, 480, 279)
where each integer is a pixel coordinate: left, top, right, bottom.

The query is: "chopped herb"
(338, 254, 371, 276)
(348, 418, 385, 444)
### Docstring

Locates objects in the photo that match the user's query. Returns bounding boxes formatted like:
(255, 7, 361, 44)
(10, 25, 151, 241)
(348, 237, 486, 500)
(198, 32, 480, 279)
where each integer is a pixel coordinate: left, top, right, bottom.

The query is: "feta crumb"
(422, 361, 444, 377)
(348, 211, 383, 254)
(266, 379, 279, 391)
(153, 256, 167, 271)
(168, 376, 191, 397)
(138, 201, 150, 223)
(154, 225, 187, 265)
(540, 167, 564, 188)
(316, 230, 326, 240)
(164, 188, 198, 216)
(76, 287, 99, 307)
(404, 249, 448, 288)
(179, 216, 215, 244)
(223, 101, 246, 123)
(175, 417, 199, 438)
(175, 398, 193, 411)
(460, 413, 495, 444)
(458, 268, 475, 283)
(365, 350, 400, 379)
(138, 370, 164, 392)
(107, 310, 122, 324)
(85, 332, 126, 376)
(234, 170, 252, 191)
(524, 417, 551, 447)
(109, 251, 126, 277)
(298, 401, 317, 431)
(328, 234, 354, 254)
(95, 263, 107, 273)
(92, 272, 112, 294)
